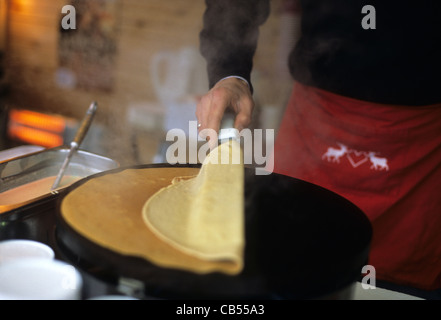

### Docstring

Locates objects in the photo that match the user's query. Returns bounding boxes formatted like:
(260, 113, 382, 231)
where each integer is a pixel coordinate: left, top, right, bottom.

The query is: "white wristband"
(217, 75, 250, 89)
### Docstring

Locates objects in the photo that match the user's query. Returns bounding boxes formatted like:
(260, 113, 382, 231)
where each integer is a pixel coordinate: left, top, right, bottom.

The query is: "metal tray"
(0, 147, 118, 251)
(0, 146, 118, 214)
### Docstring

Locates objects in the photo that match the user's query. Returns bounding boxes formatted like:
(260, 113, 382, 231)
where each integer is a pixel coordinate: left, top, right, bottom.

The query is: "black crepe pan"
(55, 164, 372, 300)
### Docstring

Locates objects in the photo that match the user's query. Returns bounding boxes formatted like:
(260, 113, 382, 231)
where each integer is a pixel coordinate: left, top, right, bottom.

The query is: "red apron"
(271, 82, 441, 291)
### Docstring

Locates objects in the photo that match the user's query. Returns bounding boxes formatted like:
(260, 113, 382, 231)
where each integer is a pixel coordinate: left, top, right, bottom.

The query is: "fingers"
(202, 89, 227, 133)
(233, 98, 254, 132)
(196, 77, 254, 140)
(196, 90, 227, 149)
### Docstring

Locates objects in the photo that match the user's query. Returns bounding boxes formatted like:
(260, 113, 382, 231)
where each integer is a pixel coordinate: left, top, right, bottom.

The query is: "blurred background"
(0, 0, 300, 166)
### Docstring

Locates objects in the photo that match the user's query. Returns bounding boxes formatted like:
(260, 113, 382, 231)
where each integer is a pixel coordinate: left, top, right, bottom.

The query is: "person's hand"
(196, 77, 254, 143)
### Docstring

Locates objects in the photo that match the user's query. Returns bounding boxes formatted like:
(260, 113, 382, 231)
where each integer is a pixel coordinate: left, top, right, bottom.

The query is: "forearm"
(199, 0, 270, 92)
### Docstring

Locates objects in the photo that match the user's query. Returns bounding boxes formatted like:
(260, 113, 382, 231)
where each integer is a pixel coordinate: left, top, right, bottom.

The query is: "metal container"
(0, 147, 118, 252)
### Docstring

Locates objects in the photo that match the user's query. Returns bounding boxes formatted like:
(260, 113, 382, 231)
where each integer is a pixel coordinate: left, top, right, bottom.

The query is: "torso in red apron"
(272, 82, 441, 291)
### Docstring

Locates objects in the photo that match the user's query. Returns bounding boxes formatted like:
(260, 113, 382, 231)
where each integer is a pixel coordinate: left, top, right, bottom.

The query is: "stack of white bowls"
(0, 239, 83, 300)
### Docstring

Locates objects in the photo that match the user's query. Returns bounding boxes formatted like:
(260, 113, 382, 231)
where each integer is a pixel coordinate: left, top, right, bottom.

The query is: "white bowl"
(0, 258, 83, 300)
(0, 240, 55, 265)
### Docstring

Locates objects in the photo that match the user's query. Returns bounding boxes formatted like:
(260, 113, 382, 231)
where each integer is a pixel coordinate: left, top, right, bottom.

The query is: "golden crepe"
(61, 140, 245, 275)
(142, 140, 244, 273)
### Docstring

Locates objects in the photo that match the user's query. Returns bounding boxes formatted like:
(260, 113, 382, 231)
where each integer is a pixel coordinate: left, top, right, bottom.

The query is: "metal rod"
(51, 102, 98, 190)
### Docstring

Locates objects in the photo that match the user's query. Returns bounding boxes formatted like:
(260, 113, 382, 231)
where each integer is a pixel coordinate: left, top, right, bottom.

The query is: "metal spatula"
(51, 102, 98, 191)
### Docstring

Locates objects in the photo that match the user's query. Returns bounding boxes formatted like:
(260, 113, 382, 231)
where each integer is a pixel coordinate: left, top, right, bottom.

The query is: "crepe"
(60, 141, 245, 275)
(142, 140, 244, 273)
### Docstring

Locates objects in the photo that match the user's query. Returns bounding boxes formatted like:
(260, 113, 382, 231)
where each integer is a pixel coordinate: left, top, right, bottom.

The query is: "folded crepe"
(142, 139, 245, 274)
(60, 140, 245, 275)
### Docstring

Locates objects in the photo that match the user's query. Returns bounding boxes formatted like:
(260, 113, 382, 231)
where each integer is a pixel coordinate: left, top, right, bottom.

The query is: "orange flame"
(9, 109, 66, 133)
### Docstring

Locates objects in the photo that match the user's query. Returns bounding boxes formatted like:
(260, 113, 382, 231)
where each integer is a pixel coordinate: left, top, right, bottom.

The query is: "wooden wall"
(3, 0, 298, 165)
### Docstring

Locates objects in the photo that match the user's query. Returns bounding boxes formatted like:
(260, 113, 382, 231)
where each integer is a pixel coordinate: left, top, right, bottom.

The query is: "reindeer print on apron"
(322, 143, 389, 171)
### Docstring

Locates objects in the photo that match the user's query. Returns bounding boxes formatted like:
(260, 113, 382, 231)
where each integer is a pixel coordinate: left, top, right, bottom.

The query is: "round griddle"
(55, 164, 372, 300)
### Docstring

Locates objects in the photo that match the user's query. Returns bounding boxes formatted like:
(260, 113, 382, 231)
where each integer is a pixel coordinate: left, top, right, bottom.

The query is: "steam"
(5, 1, 294, 168)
